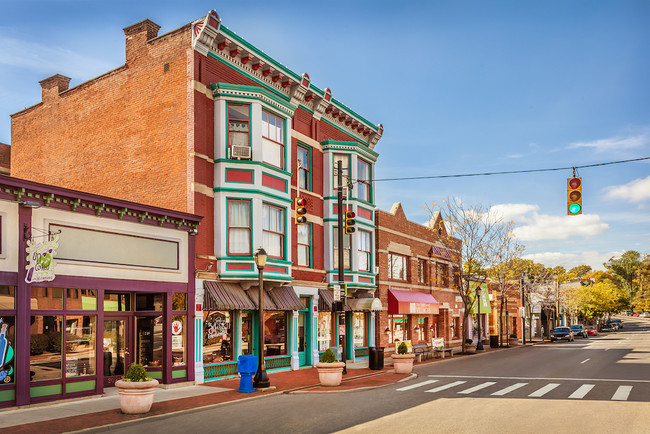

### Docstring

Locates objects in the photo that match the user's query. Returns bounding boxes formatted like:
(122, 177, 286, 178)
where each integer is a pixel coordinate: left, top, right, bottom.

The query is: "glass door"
(103, 316, 132, 387)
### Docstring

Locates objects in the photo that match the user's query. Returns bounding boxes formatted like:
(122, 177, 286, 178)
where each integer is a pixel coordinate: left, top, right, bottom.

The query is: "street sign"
(333, 285, 341, 301)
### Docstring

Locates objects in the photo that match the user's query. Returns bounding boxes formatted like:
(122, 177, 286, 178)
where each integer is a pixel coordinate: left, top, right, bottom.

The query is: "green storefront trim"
(321, 140, 379, 159)
(215, 159, 292, 178)
(149, 371, 163, 380)
(172, 369, 187, 379)
(66, 380, 95, 393)
(213, 187, 292, 204)
(30, 384, 62, 398)
(0, 389, 15, 402)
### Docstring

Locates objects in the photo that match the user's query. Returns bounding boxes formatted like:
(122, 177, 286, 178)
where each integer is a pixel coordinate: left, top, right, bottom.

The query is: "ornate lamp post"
(476, 286, 484, 351)
(253, 248, 270, 389)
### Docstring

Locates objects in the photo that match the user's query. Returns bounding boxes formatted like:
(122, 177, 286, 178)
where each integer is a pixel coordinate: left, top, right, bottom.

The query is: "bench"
(412, 343, 433, 361)
(432, 338, 454, 359)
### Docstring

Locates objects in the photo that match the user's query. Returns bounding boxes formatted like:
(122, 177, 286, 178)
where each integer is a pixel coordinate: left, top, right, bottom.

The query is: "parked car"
(606, 321, 619, 330)
(551, 326, 574, 342)
(601, 324, 614, 332)
(640, 312, 650, 318)
(610, 319, 623, 329)
(570, 324, 588, 338)
(585, 326, 598, 336)
(633, 312, 640, 317)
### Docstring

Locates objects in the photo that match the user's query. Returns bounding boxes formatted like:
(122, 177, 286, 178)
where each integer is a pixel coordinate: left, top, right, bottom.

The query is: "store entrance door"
(297, 309, 311, 366)
(103, 316, 133, 387)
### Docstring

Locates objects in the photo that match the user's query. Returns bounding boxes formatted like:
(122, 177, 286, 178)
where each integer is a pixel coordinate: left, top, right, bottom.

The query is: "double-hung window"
(297, 224, 311, 267)
(227, 199, 251, 255)
(357, 159, 371, 202)
(228, 104, 250, 151)
(262, 204, 285, 258)
(262, 110, 284, 169)
(297, 145, 310, 190)
(389, 253, 408, 281)
(333, 154, 350, 190)
(417, 259, 428, 284)
(358, 230, 371, 272)
(333, 228, 351, 270)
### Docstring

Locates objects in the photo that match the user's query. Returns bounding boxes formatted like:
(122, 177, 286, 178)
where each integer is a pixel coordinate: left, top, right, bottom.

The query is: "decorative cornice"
(211, 83, 296, 117)
(192, 10, 383, 150)
(321, 139, 379, 161)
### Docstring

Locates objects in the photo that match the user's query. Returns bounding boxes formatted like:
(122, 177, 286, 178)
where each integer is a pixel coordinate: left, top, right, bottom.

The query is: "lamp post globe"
(253, 248, 270, 389)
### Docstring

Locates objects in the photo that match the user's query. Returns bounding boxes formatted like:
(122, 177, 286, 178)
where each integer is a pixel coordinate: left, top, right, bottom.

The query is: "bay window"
(357, 159, 371, 202)
(227, 199, 251, 255)
(358, 230, 371, 272)
(333, 228, 351, 270)
(333, 154, 350, 189)
(262, 110, 284, 169)
(297, 224, 311, 267)
(228, 103, 250, 150)
(263, 204, 285, 258)
(297, 145, 311, 190)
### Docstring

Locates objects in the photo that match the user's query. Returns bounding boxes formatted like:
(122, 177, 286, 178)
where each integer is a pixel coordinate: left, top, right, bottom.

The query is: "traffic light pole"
(336, 160, 347, 374)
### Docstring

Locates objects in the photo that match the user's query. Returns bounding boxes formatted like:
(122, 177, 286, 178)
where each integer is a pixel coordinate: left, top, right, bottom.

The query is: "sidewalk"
(0, 344, 525, 433)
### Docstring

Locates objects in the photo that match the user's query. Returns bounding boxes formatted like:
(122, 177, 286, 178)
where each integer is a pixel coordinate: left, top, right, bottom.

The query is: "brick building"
(375, 203, 463, 354)
(10, 11, 383, 382)
(487, 281, 523, 346)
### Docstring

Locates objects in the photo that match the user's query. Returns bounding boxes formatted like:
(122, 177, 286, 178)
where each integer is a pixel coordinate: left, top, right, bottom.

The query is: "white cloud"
(490, 203, 539, 222)
(0, 37, 113, 79)
(604, 175, 650, 203)
(523, 251, 578, 263)
(513, 214, 609, 241)
(567, 134, 647, 152)
(523, 250, 620, 271)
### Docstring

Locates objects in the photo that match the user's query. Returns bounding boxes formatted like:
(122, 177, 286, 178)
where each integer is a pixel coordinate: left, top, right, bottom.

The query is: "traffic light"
(567, 177, 582, 215)
(345, 211, 356, 234)
(295, 197, 307, 224)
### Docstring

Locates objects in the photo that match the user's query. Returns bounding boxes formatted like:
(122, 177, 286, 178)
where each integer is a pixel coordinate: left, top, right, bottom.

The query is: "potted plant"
(316, 348, 345, 386)
(391, 341, 415, 374)
(115, 363, 159, 414)
(464, 338, 476, 354)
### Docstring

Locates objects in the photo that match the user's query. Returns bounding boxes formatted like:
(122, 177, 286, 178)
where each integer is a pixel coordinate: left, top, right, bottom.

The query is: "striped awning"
(347, 297, 383, 312)
(245, 287, 278, 311)
(269, 286, 304, 311)
(203, 281, 256, 311)
(318, 289, 351, 312)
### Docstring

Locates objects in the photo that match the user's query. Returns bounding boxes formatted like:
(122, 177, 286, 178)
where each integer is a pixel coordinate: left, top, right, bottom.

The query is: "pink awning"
(388, 289, 439, 315)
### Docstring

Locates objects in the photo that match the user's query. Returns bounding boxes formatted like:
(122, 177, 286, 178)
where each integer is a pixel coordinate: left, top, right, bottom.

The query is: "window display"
(353, 312, 366, 348)
(65, 315, 96, 377)
(0, 317, 15, 384)
(136, 316, 163, 367)
(387, 314, 408, 344)
(30, 315, 63, 381)
(264, 312, 287, 356)
(203, 311, 232, 363)
(172, 315, 186, 366)
(317, 312, 332, 351)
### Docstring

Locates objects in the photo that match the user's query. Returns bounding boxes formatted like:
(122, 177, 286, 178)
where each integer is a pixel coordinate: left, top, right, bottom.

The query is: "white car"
(639, 312, 650, 318)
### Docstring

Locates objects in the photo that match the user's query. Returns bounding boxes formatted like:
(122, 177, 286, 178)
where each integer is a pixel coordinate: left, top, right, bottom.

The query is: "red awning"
(388, 289, 439, 315)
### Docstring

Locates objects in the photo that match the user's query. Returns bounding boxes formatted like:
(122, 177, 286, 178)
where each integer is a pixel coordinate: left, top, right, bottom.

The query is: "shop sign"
(172, 320, 183, 335)
(25, 236, 59, 284)
(172, 335, 183, 350)
(333, 285, 341, 301)
(409, 302, 435, 314)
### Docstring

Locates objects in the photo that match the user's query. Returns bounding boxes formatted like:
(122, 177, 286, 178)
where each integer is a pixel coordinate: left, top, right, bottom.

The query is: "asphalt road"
(94, 316, 650, 434)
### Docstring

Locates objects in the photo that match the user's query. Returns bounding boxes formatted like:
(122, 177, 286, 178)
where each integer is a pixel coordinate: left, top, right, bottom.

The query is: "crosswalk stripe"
(425, 381, 466, 393)
(612, 385, 633, 401)
(396, 380, 438, 391)
(491, 383, 528, 396)
(568, 384, 594, 399)
(529, 383, 560, 397)
(458, 381, 497, 395)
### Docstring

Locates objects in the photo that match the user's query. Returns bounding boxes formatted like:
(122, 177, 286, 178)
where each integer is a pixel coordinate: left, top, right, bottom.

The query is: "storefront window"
(172, 315, 186, 366)
(387, 314, 408, 344)
(172, 293, 187, 311)
(30, 315, 63, 381)
(317, 312, 332, 351)
(136, 316, 163, 368)
(264, 312, 287, 356)
(136, 294, 163, 311)
(414, 317, 425, 342)
(241, 312, 253, 355)
(67, 289, 97, 310)
(104, 293, 131, 312)
(0, 286, 15, 309)
(65, 315, 96, 377)
(0, 316, 15, 384)
(203, 311, 233, 363)
(31, 287, 63, 310)
(353, 312, 366, 348)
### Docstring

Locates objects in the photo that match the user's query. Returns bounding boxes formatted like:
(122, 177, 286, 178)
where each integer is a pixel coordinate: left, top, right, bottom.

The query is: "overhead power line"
(367, 156, 650, 183)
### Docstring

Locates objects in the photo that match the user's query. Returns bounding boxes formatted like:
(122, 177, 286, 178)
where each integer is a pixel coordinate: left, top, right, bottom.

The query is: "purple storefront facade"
(0, 174, 201, 407)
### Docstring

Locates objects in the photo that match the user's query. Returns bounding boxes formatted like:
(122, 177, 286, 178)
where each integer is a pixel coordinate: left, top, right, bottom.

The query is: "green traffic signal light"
(568, 203, 581, 214)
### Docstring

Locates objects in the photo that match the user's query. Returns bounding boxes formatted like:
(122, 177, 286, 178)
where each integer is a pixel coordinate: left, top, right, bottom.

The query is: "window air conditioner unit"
(231, 145, 251, 160)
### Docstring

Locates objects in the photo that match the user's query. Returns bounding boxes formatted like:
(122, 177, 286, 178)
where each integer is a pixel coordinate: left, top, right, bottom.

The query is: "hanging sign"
(25, 236, 59, 284)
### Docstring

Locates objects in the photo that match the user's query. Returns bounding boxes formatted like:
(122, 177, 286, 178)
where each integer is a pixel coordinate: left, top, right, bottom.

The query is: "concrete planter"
(315, 362, 346, 386)
(115, 378, 159, 414)
(391, 353, 415, 374)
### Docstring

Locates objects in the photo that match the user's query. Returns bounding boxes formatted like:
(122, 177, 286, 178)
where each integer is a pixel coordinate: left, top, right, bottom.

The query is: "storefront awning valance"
(388, 289, 439, 315)
(318, 289, 351, 312)
(203, 281, 256, 311)
(245, 287, 278, 311)
(268, 286, 304, 311)
(347, 298, 383, 312)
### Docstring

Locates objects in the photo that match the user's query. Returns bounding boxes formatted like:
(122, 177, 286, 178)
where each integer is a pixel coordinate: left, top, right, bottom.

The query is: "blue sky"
(1, 1, 649, 270)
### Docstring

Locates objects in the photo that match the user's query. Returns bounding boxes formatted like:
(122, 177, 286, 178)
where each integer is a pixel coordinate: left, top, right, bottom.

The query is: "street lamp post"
(476, 287, 484, 351)
(253, 248, 270, 389)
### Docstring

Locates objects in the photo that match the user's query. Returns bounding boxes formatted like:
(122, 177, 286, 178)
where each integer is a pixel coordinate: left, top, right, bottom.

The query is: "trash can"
(237, 355, 257, 393)
(369, 346, 385, 370)
(489, 335, 499, 348)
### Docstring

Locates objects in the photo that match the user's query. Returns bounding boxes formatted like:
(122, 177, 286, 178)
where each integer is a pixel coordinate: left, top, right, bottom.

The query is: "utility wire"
(364, 156, 650, 183)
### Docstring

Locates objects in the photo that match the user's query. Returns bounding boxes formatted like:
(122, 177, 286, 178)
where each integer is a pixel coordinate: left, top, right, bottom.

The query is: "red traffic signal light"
(345, 211, 356, 234)
(295, 197, 307, 224)
(567, 177, 582, 215)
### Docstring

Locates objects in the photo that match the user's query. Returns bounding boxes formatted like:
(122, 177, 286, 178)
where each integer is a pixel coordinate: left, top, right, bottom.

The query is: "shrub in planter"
(115, 363, 159, 414)
(391, 342, 415, 374)
(316, 348, 345, 386)
(320, 348, 337, 363)
(397, 341, 408, 355)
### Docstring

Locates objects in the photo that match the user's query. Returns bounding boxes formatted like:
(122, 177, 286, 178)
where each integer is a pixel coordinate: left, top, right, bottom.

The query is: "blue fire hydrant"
(237, 355, 257, 393)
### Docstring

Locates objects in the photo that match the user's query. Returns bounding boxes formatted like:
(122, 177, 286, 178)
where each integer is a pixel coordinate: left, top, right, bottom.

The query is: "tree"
(569, 265, 592, 278)
(633, 254, 650, 311)
(604, 251, 642, 299)
(426, 198, 507, 353)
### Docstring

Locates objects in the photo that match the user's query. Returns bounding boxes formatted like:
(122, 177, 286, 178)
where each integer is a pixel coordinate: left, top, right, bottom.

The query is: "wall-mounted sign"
(25, 236, 58, 284)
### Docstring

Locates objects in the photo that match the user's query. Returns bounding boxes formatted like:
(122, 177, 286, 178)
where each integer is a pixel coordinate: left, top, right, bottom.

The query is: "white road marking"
(568, 384, 594, 399)
(427, 374, 650, 384)
(491, 383, 528, 396)
(612, 385, 633, 401)
(580, 358, 590, 364)
(458, 382, 497, 395)
(425, 381, 466, 393)
(528, 383, 560, 397)
(396, 380, 438, 391)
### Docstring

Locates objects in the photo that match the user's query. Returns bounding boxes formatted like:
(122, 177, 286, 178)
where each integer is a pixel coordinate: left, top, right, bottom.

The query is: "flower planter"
(391, 353, 415, 374)
(316, 362, 346, 386)
(115, 379, 159, 414)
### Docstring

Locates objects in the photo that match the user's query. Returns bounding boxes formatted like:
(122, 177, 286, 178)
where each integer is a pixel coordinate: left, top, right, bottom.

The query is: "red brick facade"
(375, 203, 463, 353)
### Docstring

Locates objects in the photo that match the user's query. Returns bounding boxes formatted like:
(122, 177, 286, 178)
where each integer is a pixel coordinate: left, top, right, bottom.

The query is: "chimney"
(39, 74, 71, 102)
(123, 19, 161, 65)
